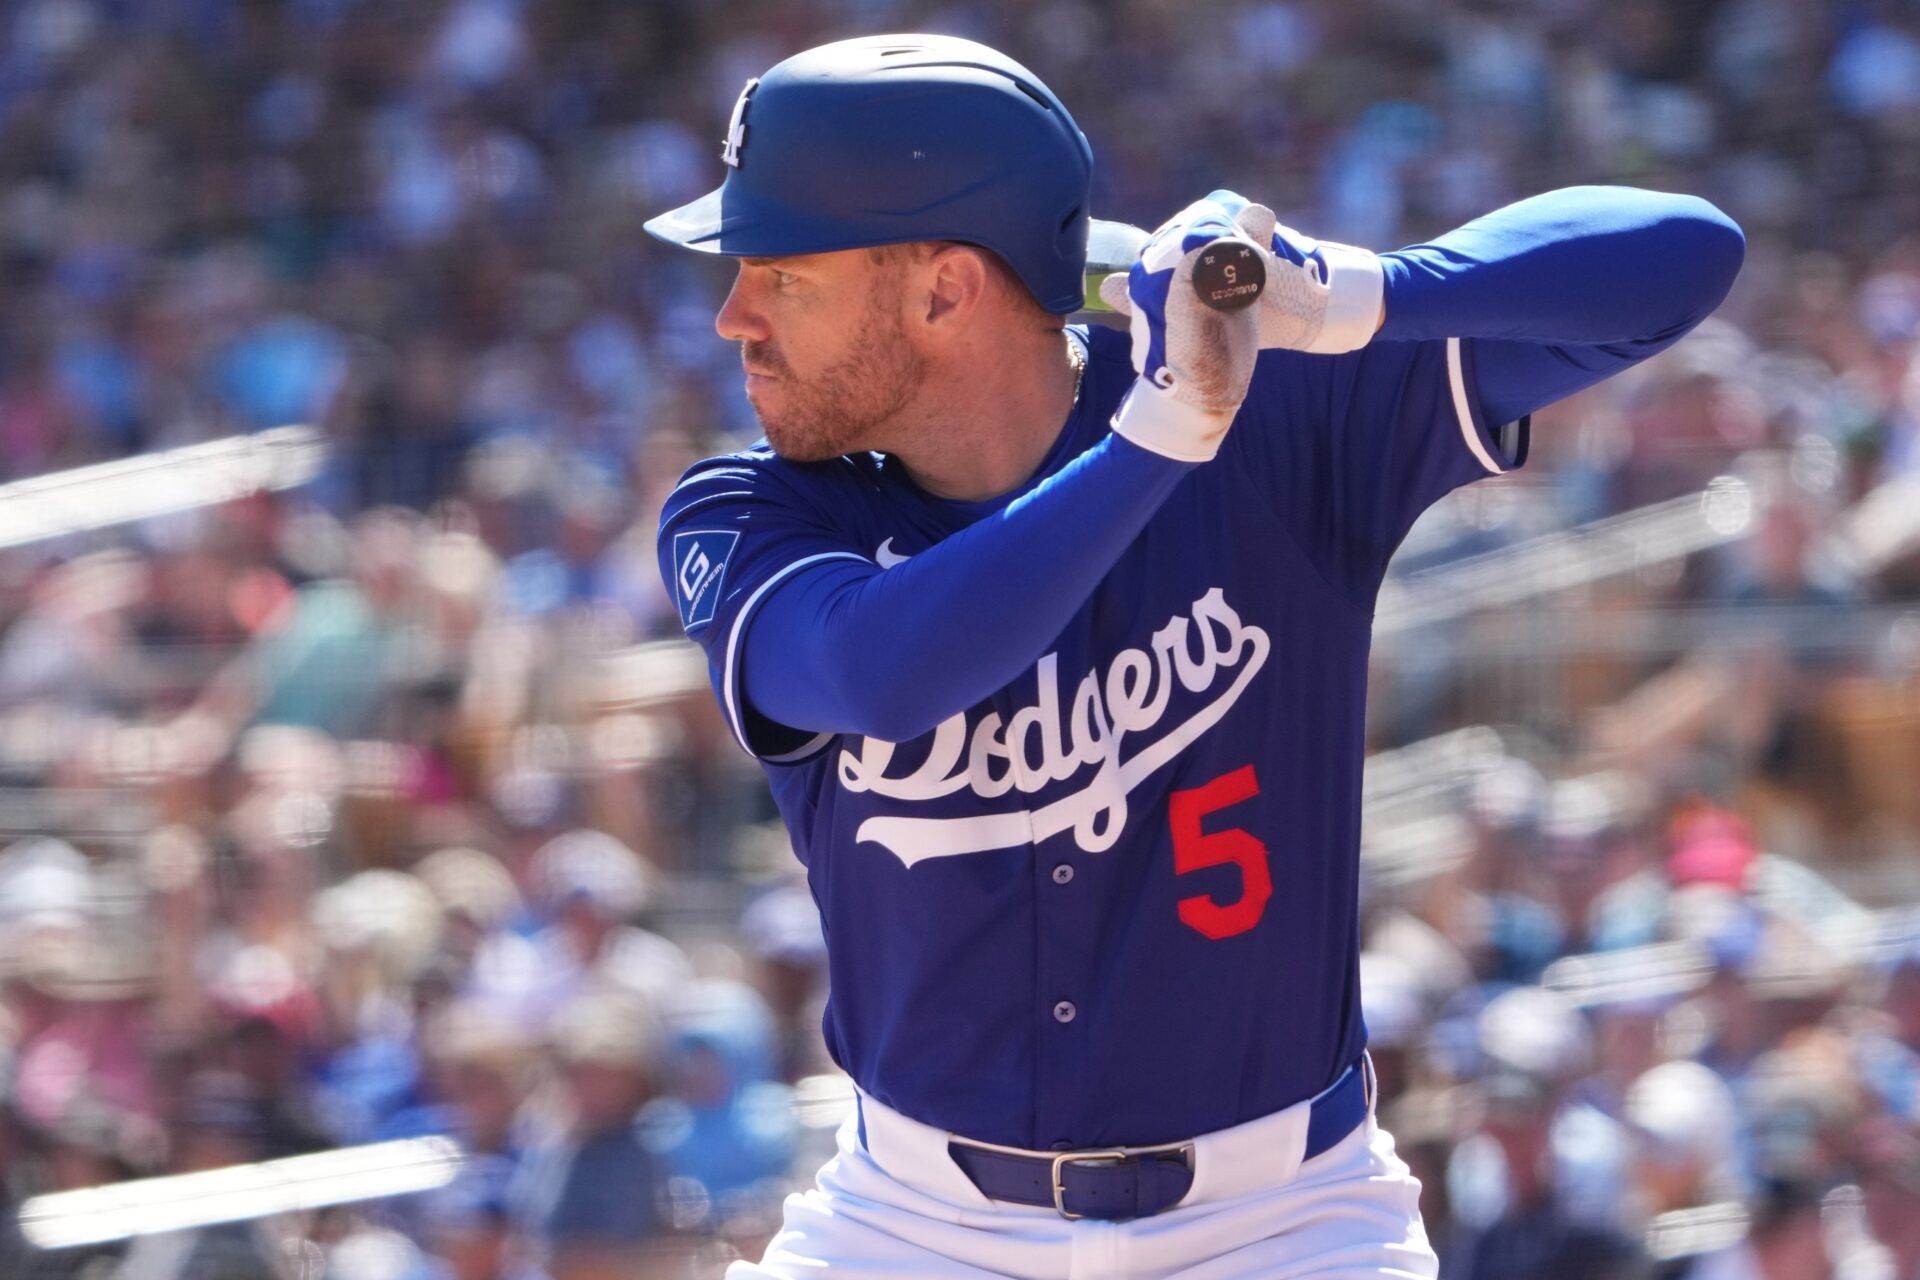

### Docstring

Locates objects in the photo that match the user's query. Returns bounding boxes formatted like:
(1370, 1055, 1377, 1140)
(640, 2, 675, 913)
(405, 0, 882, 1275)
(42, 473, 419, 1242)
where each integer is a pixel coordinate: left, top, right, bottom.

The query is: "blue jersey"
(660, 322, 1524, 1149)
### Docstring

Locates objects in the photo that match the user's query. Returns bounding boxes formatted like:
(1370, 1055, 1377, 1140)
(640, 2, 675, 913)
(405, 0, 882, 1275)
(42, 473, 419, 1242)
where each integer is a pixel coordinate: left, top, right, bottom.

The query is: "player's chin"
(759, 416, 839, 464)
(763, 432, 841, 463)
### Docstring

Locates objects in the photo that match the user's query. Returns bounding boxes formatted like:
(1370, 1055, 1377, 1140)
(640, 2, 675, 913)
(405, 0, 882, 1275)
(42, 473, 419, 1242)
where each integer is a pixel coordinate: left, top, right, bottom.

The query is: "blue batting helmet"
(644, 34, 1095, 315)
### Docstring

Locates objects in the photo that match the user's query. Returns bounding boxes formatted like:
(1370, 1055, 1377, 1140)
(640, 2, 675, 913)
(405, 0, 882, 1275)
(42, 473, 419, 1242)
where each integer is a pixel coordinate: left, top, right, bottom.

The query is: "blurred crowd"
(1361, 765, 1920, 1280)
(1, 0, 1919, 1277)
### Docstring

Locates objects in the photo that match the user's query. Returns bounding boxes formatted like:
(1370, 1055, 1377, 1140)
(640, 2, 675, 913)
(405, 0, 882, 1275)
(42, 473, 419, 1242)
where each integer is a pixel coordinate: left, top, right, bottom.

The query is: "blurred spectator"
(738, 879, 828, 1084)
(641, 979, 796, 1237)
(309, 869, 449, 1145)
(513, 989, 677, 1280)
(414, 845, 523, 976)
(467, 828, 692, 1031)
(1625, 1061, 1742, 1223)
(418, 1000, 536, 1280)
(1448, 988, 1647, 1280)
(1858, 944, 1920, 1124)
(1855, 1116, 1920, 1280)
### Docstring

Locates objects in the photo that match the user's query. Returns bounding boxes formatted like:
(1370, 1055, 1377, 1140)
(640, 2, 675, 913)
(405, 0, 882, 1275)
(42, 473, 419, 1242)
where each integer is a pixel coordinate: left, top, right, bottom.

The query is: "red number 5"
(1169, 765, 1272, 940)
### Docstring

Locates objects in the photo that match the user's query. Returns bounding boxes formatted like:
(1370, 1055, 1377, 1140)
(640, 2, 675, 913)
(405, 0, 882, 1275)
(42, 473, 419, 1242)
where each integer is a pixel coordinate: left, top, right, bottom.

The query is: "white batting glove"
(1201, 190, 1384, 354)
(1096, 195, 1272, 463)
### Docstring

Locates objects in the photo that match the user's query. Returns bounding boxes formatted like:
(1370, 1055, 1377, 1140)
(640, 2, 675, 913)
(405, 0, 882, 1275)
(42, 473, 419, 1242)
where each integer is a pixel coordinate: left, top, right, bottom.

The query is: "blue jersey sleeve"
(1377, 186, 1745, 425)
(739, 433, 1192, 747)
(658, 453, 872, 763)
(660, 431, 1196, 757)
(1228, 185, 1743, 602)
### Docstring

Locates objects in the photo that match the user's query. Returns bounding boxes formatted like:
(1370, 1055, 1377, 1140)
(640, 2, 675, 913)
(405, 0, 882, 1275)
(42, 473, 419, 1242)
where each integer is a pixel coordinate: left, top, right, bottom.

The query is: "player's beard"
(743, 276, 925, 462)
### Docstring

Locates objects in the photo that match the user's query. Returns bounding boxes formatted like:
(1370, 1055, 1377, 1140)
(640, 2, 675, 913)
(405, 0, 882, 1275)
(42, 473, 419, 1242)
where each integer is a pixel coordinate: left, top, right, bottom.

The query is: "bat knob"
(1192, 240, 1266, 312)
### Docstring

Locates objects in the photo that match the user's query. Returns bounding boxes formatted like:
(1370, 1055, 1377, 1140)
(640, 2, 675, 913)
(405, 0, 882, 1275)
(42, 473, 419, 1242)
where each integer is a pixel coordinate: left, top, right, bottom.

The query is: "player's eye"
(773, 269, 798, 288)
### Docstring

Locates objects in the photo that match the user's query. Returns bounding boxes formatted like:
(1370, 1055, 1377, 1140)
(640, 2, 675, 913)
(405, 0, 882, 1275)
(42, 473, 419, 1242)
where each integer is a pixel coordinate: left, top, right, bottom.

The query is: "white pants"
(731, 1084, 1439, 1280)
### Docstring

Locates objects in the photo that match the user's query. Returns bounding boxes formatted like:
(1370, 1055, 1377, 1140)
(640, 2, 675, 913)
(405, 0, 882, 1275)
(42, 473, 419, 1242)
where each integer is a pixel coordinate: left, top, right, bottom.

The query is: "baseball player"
(648, 33, 1743, 1280)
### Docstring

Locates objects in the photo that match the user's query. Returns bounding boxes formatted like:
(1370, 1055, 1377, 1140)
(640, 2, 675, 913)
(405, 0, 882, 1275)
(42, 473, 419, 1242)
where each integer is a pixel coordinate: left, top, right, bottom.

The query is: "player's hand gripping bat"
(1085, 219, 1266, 313)
(1089, 195, 1387, 355)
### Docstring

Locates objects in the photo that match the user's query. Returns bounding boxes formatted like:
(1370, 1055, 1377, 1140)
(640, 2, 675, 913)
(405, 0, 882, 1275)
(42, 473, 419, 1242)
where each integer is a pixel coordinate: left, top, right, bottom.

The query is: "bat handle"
(1191, 237, 1266, 312)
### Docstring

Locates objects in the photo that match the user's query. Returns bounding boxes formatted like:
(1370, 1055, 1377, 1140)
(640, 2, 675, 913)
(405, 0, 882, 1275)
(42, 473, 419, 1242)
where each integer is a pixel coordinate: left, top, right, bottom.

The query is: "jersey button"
(1051, 864, 1074, 885)
(1053, 1000, 1077, 1024)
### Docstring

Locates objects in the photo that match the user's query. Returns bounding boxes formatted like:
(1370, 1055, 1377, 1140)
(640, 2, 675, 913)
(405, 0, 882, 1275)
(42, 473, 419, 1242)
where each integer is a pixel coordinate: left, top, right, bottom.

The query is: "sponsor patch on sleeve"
(672, 529, 740, 633)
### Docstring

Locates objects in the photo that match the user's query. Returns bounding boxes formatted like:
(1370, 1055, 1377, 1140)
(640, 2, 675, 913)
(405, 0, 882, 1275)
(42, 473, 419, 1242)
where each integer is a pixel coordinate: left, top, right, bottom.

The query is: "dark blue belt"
(945, 1058, 1372, 1221)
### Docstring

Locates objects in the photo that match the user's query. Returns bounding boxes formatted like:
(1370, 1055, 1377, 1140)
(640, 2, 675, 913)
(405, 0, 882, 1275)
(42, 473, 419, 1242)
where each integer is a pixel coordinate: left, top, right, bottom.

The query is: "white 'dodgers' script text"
(838, 588, 1270, 866)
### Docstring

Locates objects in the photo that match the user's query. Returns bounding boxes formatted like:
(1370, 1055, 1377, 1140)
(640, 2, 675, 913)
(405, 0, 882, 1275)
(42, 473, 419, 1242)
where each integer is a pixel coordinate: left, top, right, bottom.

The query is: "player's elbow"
(1610, 193, 1745, 354)
(838, 691, 951, 746)
(746, 667, 940, 745)
(859, 715, 943, 746)
(1660, 193, 1745, 318)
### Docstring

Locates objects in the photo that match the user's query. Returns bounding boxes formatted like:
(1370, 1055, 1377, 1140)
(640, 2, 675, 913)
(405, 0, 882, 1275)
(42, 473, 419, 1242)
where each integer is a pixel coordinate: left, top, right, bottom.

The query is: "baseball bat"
(1083, 218, 1266, 314)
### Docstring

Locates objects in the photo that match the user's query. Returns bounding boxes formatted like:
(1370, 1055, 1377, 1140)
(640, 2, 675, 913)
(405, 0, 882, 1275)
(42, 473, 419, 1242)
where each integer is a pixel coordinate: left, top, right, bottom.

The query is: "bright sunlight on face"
(725, 250, 928, 462)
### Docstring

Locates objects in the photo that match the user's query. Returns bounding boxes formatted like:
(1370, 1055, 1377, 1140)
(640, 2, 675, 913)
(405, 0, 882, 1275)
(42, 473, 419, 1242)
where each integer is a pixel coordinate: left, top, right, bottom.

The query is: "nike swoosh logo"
(875, 538, 909, 568)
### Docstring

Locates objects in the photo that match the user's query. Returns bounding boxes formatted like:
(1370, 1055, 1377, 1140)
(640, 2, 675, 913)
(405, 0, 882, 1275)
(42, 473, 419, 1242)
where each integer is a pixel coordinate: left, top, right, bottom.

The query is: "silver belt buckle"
(1050, 1149, 1130, 1220)
(1048, 1140, 1196, 1219)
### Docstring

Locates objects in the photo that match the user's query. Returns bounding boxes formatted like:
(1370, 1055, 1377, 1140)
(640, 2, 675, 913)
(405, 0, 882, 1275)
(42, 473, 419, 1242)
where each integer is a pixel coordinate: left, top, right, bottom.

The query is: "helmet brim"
(644, 187, 732, 252)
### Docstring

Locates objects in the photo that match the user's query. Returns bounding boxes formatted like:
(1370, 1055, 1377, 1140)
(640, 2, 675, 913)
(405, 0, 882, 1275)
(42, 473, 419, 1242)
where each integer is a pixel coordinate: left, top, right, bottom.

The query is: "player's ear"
(918, 244, 989, 333)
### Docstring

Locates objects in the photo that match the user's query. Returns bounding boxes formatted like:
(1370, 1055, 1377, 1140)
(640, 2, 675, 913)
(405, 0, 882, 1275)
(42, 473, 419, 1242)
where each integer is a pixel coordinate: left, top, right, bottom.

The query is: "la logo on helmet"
(722, 78, 759, 168)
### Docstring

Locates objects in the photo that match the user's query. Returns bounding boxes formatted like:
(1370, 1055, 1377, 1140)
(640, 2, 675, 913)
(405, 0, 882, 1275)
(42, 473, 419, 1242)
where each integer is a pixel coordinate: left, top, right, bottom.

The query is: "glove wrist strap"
(1303, 241, 1384, 355)
(1109, 380, 1230, 463)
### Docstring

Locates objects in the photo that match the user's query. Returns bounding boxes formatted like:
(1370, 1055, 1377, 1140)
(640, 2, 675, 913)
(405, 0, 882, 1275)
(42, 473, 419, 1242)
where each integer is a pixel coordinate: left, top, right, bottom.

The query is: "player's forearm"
(742, 432, 1190, 743)
(1376, 185, 1744, 347)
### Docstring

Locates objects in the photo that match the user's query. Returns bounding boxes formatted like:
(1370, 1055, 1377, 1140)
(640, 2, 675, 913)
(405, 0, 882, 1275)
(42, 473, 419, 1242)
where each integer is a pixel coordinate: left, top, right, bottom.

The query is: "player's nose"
(715, 268, 770, 344)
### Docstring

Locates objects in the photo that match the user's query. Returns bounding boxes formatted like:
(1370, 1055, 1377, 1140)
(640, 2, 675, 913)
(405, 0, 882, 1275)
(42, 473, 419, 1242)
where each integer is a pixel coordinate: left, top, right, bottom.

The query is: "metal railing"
(1376, 475, 1763, 635)
(0, 426, 325, 549)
